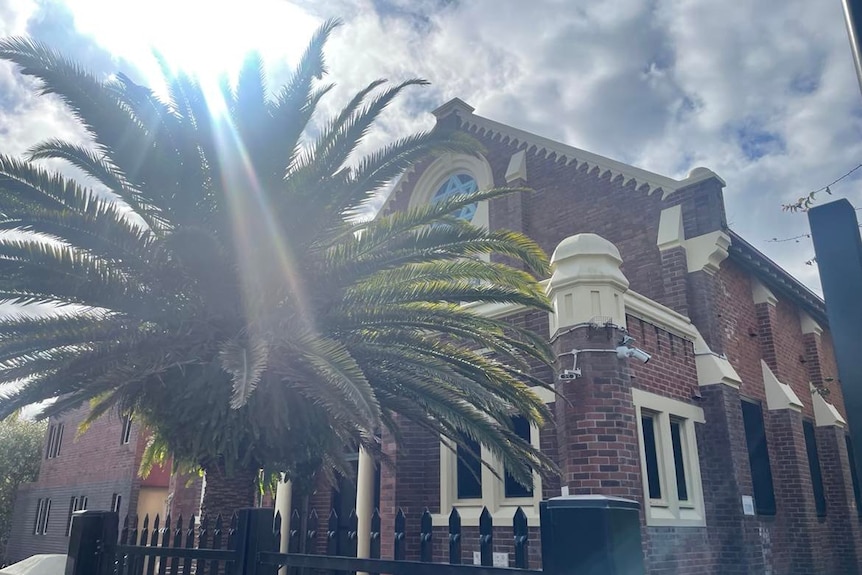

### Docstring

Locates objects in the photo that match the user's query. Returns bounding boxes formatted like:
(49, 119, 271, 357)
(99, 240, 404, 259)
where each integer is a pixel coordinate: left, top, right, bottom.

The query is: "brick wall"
(5, 478, 134, 564)
(36, 405, 141, 489)
(627, 315, 698, 403)
(389, 117, 725, 307)
(5, 406, 148, 563)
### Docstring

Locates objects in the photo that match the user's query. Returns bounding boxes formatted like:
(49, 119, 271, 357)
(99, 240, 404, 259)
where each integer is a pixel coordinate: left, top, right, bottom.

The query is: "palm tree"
(0, 22, 557, 520)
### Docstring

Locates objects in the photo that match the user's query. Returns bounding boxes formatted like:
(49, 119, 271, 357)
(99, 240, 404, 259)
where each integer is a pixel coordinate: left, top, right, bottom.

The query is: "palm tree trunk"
(201, 460, 259, 522)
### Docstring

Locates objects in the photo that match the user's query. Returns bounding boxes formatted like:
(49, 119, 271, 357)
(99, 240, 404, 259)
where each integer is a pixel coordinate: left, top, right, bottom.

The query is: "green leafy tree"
(0, 22, 557, 520)
(0, 416, 45, 565)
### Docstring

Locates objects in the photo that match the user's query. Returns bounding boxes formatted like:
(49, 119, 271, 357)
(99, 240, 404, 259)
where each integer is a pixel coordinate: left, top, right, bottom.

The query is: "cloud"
(2, 0, 860, 295)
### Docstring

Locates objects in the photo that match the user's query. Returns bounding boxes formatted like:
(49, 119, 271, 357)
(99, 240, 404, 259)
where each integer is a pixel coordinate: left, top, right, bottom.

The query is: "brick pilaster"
(687, 270, 724, 354)
(658, 246, 689, 316)
(767, 409, 818, 574)
(756, 302, 780, 378)
(696, 384, 766, 574)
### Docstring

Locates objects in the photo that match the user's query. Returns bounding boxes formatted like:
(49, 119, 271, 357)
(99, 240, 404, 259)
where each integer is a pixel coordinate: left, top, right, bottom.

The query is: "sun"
(66, 0, 318, 84)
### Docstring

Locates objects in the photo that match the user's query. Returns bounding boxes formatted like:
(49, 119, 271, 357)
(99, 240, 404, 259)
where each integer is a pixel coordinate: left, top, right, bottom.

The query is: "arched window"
(431, 173, 479, 222)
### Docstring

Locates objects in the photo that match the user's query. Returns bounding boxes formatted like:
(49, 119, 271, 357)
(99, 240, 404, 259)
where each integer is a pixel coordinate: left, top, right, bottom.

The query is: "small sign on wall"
(742, 495, 756, 516)
(472, 552, 509, 567)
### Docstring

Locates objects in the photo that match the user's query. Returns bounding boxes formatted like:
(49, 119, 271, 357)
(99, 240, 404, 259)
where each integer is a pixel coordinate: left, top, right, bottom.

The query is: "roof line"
(449, 101, 726, 199)
(727, 230, 828, 326)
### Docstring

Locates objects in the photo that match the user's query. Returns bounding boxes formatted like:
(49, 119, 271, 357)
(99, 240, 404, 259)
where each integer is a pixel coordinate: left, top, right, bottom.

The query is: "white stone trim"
(751, 278, 778, 307)
(692, 328, 742, 389)
(505, 150, 528, 183)
(624, 290, 697, 341)
(526, 383, 557, 404)
(684, 231, 730, 275)
(632, 388, 706, 527)
(799, 312, 823, 336)
(547, 234, 630, 333)
(812, 386, 846, 428)
(632, 388, 706, 424)
(657, 205, 685, 251)
(761, 360, 803, 412)
(455, 107, 724, 201)
(435, 389, 554, 527)
(407, 153, 492, 232)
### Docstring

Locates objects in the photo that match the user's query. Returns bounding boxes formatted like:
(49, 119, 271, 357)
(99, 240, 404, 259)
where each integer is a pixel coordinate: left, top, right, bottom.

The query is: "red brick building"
(8, 98, 862, 574)
(4, 406, 201, 564)
(335, 98, 860, 575)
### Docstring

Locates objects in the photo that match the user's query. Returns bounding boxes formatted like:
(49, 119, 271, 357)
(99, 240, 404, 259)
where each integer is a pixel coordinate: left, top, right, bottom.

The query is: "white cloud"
(1, 0, 860, 294)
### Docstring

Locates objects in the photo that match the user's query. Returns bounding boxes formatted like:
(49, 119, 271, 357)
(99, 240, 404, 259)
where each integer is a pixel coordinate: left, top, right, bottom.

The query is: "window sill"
(645, 505, 705, 528)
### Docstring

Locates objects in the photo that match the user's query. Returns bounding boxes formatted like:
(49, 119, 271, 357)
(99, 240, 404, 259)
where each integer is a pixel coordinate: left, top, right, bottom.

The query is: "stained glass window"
(431, 173, 478, 222)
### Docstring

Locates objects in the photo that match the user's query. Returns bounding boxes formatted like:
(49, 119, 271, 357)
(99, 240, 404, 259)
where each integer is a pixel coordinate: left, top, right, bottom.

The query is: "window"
(34, 498, 51, 535)
(456, 435, 483, 500)
(407, 154, 492, 234)
(741, 399, 776, 516)
(641, 413, 662, 499)
(632, 388, 706, 527)
(504, 416, 534, 499)
(438, 386, 552, 526)
(846, 435, 862, 518)
(670, 419, 689, 502)
(121, 413, 133, 445)
(431, 173, 479, 222)
(66, 495, 88, 536)
(45, 426, 55, 459)
(46, 422, 64, 459)
(111, 493, 123, 514)
(803, 421, 827, 518)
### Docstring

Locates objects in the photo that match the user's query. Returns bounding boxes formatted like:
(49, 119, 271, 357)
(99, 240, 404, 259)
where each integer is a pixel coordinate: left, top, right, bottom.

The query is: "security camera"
(616, 345, 651, 364)
(558, 368, 582, 381)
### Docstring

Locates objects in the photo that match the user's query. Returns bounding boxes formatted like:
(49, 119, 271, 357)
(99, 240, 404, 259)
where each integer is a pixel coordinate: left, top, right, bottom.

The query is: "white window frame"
(408, 153, 493, 235)
(111, 493, 123, 514)
(34, 498, 51, 535)
(436, 385, 555, 527)
(34, 498, 45, 535)
(632, 388, 706, 527)
(67, 495, 87, 536)
(46, 422, 65, 459)
(121, 413, 133, 445)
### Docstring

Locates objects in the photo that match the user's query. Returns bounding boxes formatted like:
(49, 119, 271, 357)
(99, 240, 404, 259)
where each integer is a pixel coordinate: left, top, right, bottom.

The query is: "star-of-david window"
(431, 173, 478, 222)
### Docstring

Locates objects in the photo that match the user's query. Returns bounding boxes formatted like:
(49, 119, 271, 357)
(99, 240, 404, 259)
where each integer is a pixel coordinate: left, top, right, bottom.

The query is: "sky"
(1, 0, 862, 294)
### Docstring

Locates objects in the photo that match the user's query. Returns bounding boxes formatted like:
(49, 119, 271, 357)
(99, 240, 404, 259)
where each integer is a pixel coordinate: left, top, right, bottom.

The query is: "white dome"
(551, 233, 622, 265)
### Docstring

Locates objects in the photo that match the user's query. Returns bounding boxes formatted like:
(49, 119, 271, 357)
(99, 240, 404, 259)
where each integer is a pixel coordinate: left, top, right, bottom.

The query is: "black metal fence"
(65, 497, 646, 575)
(116, 513, 237, 575)
(265, 506, 536, 574)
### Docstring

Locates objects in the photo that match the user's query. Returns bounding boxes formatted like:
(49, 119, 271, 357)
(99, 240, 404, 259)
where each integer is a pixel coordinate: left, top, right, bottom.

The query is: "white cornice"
(466, 281, 697, 343)
(458, 111, 725, 200)
(624, 290, 697, 341)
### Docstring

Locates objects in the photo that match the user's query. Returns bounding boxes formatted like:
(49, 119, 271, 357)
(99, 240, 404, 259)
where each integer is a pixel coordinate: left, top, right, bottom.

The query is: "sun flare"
(66, 0, 318, 84)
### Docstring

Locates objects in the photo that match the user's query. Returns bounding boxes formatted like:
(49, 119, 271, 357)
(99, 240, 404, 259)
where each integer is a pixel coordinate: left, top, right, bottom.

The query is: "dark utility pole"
(843, 0, 862, 96)
(808, 200, 862, 510)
